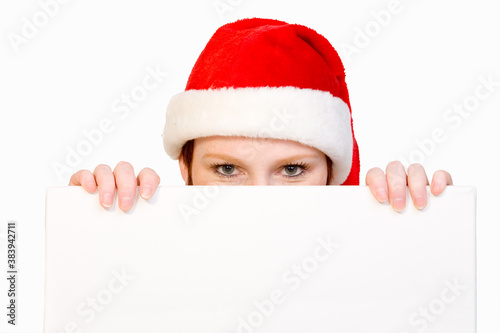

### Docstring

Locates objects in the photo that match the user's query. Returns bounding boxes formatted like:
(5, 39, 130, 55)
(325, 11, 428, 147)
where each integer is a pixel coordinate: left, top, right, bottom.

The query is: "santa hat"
(162, 18, 359, 185)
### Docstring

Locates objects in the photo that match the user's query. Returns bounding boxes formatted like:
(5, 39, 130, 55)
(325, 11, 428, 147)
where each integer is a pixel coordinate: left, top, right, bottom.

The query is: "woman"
(69, 18, 452, 212)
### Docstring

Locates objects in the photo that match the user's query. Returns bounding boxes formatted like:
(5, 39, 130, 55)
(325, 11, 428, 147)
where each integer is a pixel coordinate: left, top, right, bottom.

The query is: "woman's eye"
(217, 164, 236, 175)
(283, 165, 303, 177)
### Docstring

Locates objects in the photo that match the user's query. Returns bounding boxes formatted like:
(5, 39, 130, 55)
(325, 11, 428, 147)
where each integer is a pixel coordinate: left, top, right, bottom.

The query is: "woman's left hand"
(365, 161, 453, 212)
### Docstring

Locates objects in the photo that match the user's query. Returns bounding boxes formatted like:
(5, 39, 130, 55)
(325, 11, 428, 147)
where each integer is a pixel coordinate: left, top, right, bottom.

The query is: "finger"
(137, 167, 161, 199)
(93, 164, 116, 209)
(365, 167, 388, 203)
(386, 161, 408, 212)
(113, 161, 138, 212)
(407, 163, 430, 210)
(68, 169, 97, 193)
(430, 170, 453, 196)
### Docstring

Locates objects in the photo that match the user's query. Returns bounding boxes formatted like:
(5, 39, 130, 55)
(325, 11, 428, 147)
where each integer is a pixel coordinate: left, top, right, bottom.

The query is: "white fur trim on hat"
(162, 86, 353, 185)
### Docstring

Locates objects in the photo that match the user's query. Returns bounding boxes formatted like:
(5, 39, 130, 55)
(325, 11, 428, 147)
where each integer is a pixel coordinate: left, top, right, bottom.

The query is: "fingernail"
(141, 186, 153, 199)
(376, 188, 388, 202)
(102, 194, 113, 208)
(120, 197, 132, 211)
(414, 195, 427, 210)
(393, 198, 405, 212)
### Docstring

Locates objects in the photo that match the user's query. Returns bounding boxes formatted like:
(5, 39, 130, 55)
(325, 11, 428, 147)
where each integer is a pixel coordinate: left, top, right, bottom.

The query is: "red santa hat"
(162, 18, 360, 185)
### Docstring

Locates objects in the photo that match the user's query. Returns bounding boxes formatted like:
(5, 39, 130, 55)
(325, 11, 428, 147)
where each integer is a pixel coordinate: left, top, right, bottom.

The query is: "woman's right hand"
(68, 161, 161, 212)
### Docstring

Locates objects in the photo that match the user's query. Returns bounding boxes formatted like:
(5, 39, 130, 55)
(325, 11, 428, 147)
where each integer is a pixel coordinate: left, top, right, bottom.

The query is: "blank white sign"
(44, 186, 476, 333)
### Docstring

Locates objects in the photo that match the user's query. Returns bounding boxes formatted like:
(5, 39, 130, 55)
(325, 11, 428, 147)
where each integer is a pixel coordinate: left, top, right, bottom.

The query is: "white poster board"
(44, 186, 476, 333)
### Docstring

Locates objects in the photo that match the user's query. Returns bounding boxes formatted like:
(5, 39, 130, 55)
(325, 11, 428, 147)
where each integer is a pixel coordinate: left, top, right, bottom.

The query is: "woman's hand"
(365, 161, 453, 212)
(68, 161, 161, 212)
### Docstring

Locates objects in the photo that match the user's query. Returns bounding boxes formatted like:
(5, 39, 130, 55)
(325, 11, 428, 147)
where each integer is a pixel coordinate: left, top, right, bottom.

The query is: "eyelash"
(210, 162, 236, 179)
(283, 162, 309, 178)
(209, 162, 310, 179)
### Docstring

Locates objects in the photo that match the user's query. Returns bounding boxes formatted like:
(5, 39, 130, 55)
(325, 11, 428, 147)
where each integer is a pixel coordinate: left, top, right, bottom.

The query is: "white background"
(0, 0, 498, 332)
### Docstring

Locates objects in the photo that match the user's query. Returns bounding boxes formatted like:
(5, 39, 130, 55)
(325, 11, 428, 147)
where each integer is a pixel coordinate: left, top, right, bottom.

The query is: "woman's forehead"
(194, 135, 324, 156)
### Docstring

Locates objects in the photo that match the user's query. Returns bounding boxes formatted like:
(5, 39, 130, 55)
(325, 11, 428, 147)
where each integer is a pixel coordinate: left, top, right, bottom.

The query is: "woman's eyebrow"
(274, 155, 320, 164)
(202, 153, 245, 165)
